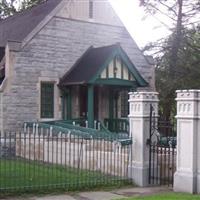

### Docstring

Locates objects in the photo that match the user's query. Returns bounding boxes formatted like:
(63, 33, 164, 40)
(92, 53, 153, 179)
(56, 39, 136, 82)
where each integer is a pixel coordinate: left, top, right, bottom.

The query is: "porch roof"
(59, 44, 148, 87)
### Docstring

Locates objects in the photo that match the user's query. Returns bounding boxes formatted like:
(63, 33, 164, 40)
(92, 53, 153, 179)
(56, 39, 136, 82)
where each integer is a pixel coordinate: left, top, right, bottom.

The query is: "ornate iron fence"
(148, 105, 177, 186)
(0, 126, 133, 194)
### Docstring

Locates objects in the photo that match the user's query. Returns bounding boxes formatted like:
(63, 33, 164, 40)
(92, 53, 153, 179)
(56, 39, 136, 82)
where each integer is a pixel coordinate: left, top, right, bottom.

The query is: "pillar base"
(128, 165, 149, 187)
(174, 171, 197, 194)
(196, 174, 200, 193)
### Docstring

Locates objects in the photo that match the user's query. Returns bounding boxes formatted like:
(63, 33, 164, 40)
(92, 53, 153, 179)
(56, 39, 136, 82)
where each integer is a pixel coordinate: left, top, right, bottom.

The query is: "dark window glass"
(41, 82, 54, 118)
(121, 90, 129, 117)
(89, 0, 93, 18)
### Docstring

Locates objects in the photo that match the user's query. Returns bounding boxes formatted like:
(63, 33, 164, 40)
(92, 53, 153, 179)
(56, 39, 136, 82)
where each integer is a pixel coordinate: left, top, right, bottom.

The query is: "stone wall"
(2, 17, 153, 131)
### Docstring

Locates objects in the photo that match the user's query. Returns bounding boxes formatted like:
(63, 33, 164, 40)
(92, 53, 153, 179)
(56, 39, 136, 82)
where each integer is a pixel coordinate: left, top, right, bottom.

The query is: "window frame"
(40, 82, 55, 119)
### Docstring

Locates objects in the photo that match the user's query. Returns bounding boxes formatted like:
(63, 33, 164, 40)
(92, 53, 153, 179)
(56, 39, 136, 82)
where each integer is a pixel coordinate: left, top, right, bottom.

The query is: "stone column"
(128, 91, 159, 186)
(174, 90, 200, 194)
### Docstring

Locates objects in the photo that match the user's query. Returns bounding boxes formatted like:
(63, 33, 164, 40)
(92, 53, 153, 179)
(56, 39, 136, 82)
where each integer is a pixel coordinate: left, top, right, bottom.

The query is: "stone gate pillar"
(128, 91, 159, 186)
(174, 90, 200, 194)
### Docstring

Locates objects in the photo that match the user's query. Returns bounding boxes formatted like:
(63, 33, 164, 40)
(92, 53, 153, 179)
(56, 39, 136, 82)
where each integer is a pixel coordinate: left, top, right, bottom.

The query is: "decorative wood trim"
(94, 78, 137, 87)
(121, 60, 124, 79)
(89, 46, 148, 87)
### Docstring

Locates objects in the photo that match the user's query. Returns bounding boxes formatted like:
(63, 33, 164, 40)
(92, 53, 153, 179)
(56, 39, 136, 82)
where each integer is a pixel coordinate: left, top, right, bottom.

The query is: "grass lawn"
(0, 159, 129, 193)
(117, 193, 200, 200)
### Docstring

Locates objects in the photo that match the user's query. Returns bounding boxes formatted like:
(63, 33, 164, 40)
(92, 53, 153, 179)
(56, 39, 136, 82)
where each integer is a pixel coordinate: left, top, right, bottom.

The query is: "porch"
(58, 44, 148, 132)
(61, 85, 131, 134)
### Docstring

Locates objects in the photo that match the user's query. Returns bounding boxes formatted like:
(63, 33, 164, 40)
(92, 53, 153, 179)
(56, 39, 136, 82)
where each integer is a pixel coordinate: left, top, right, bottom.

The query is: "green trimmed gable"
(89, 46, 148, 87)
(99, 56, 135, 81)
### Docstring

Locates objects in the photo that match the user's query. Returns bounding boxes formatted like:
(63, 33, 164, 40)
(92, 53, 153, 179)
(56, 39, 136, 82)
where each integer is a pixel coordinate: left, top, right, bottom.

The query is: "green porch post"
(61, 89, 72, 120)
(88, 85, 94, 128)
(109, 90, 114, 119)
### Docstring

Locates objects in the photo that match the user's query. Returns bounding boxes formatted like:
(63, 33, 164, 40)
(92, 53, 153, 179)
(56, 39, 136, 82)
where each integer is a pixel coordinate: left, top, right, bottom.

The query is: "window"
(121, 90, 129, 118)
(89, 0, 93, 18)
(41, 82, 54, 118)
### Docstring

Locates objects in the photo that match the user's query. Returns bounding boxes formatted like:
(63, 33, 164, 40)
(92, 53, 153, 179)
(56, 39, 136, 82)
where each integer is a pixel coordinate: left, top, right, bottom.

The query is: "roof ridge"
(93, 43, 120, 50)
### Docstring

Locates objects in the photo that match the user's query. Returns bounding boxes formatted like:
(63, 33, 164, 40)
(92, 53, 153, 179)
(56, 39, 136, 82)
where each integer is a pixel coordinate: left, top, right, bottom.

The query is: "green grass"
(0, 159, 130, 194)
(117, 193, 200, 200)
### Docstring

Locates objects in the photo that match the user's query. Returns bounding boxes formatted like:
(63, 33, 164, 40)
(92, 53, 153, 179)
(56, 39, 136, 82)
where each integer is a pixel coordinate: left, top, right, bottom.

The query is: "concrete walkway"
(1, 187, 172, 200)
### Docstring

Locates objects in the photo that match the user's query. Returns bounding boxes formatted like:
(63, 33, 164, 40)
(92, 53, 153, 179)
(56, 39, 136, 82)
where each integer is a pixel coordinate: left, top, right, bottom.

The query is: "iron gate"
(148, 105, 176, 186)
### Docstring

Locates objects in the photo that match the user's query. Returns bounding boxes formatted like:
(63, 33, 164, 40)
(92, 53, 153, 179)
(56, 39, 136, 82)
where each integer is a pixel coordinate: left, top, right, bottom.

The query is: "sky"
(109, 0, 171, 47)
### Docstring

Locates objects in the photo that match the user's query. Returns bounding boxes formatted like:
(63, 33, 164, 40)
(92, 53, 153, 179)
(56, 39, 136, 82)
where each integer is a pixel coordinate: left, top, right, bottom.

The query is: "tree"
(19, 0, 46, 10)
(140, 0, 200, 74)
(0, 0, 46, 19)
(0, 0, 17, 19)
(139, 0, 200, 121)
(156, 26, 200, 120)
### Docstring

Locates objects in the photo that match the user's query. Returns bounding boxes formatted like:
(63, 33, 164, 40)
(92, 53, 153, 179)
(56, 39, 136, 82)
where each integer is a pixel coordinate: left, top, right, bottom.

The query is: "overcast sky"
(110, 0, 171, 47)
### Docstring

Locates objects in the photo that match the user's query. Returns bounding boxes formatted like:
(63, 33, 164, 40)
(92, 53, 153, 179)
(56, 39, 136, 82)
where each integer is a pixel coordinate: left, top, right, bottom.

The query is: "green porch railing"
(24, 121, 132, 145)
(104, 118, 129, 134)
(60, 118, 87, 127)
(58, 118, 106, 131)
(52, 118, 124, 135)
(56, 118, 130, 135)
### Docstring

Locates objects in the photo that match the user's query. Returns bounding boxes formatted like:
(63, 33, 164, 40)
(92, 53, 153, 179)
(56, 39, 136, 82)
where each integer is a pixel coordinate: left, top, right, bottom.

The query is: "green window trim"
(40, 82, 54, 119)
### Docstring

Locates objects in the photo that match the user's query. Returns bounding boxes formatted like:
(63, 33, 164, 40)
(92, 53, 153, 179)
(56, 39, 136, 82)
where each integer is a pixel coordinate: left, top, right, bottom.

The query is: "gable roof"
(0, 0, 63, 47)
(59, 44, 148, 87)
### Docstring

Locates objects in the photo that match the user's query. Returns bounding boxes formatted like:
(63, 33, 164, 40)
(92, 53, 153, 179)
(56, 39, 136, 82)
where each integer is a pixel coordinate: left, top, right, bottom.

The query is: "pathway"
(1, 187, 172, 200)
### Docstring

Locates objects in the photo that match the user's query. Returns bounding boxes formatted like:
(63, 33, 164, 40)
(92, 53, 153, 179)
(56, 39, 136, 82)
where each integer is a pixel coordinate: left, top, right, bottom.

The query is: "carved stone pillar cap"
(129, 91, 159, 101)
(176, 89, 200, 93)
(176, 90, 200, 100)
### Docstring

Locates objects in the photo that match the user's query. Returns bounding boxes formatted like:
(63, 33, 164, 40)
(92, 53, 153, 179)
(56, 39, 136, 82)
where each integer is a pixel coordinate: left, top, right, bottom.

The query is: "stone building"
(0, 0, 155, 131)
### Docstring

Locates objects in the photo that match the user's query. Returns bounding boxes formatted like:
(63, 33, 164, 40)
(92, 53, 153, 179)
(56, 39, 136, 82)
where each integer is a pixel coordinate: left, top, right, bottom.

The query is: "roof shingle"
(60, 44, 118, 85)
(0, 0, 62, 47)
(59, 44, 148, 87)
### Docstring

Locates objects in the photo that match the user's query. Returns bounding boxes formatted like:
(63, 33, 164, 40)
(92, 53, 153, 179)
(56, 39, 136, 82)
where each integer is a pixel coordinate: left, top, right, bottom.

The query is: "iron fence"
(0, 127, 133, 194)
(148, 105, 177, 186)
